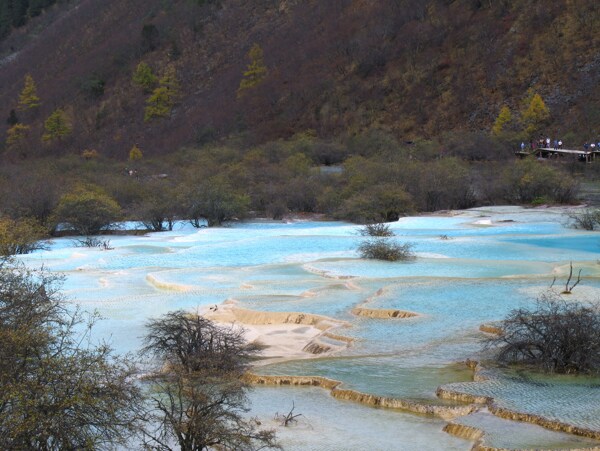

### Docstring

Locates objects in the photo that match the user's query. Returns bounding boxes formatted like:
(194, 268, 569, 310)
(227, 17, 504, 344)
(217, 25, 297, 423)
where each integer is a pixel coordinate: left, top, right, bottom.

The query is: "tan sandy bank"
(479, 323, 503, 335)
(351, 307, 419, 319)
(202, 302, 352, 364)
(350, 286, 421, 319)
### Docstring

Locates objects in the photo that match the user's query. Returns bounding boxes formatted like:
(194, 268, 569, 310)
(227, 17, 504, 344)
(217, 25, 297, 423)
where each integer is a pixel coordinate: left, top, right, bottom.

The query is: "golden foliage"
(132, 62, 157, 92)
(53, 183, 121, 235)
(521, 93, 550, 136)
(237, 43, 267, 96)
(82, 149, 99, 159)
(144, 65, 181, 121)
(129, 144, 143, 161)
(0, 217, 47, 255)
(42, 109, 72, 142)
(6, 123, 30, 147)
(492, 105, 512, 136)
(17, 74, 41, 110)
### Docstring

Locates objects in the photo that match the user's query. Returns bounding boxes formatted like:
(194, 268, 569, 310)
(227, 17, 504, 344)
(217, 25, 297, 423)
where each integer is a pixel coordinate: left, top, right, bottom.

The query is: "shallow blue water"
(17, 206, 600, 448)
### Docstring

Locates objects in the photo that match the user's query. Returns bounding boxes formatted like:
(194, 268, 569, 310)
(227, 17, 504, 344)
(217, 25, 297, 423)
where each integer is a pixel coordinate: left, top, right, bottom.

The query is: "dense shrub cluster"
(0, 217, 47, 255)
(358, 239, 414, 262)
(0, 130, 584, 257)
(489, 294, 600, 375)
(357, 223, 415, 261)
(0, 260, 142, 449)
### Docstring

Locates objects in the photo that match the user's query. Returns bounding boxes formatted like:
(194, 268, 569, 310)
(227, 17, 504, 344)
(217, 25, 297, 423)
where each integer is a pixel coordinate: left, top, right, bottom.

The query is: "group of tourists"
(583, 142, 600, 151)
(517, 134, 600, 164)
(520, 135, 563, 152)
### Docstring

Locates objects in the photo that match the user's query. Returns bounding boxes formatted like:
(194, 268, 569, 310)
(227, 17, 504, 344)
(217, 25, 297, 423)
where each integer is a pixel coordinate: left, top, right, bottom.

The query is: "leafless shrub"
(568, 209, 600, 230)
(488, 293, 600, 374)
(275, 402, 303, 427)
(73, 236, 113, 250)
(562, 261, 582, 294)
(358, 223, 395, 237)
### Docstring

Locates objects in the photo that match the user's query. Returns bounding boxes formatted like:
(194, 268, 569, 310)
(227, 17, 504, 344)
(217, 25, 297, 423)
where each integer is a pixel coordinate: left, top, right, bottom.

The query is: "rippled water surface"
(18, 206, 600, 449)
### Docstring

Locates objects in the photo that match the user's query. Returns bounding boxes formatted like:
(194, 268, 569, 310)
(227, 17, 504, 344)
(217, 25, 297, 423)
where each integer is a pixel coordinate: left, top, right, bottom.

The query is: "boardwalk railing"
(516, 147, 598, 162)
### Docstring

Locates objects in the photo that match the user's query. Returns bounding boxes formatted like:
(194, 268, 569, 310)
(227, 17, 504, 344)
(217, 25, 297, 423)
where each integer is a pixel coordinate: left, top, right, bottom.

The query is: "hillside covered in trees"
(0, 0, 599, 237)
(0, 0, 58, 39)
(1, 0, 600, 158)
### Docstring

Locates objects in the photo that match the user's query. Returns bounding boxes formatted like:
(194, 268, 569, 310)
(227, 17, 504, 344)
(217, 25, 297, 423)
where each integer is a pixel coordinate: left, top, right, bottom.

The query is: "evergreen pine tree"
(0, 0, 58, 39)
(6, 109, 18, 126)
(0, 1, 11, 39)
(10, 0, 28, 27)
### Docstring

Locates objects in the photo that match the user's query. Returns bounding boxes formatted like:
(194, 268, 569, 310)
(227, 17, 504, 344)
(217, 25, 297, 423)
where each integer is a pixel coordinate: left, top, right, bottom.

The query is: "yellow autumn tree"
(521, 93, 550, 135)
(492, 106, 512, 136)
(42, 109, 71, 142)
(0, 217, 47, 256)
(6, 123, 30, 147)
(144, 66, 181, 121)
(5, 123, 31, 158)
(18, 74, 41, 110)
(82, 149, 99, 160)
(237, 43, 267, 97)
(129, 144, 143, 161)
(52, 184, 122, 235)
(132, 62, 157, 93)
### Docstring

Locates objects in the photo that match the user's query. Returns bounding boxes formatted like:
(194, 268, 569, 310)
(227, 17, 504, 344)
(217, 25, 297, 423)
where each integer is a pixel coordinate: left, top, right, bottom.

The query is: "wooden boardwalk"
(516, 147, 599, 162)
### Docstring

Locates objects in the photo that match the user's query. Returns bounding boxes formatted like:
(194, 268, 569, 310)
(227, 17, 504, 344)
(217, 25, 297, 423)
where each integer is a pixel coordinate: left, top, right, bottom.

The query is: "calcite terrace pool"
(19, 206, 600, 450)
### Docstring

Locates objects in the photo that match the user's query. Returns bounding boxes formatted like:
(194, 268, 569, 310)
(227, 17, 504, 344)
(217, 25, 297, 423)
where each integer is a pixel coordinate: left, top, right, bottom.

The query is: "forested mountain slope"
(1, 0, 600, 158)
(0, 0, 58, 39)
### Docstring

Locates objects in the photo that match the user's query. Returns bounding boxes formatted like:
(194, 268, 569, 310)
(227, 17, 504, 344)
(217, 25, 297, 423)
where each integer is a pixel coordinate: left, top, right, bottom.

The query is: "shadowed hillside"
(1, 0, 600, 158)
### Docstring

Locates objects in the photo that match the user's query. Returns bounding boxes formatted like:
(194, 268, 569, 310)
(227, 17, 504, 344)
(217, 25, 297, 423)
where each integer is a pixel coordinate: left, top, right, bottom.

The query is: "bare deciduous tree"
(141, 311, 278, 451)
